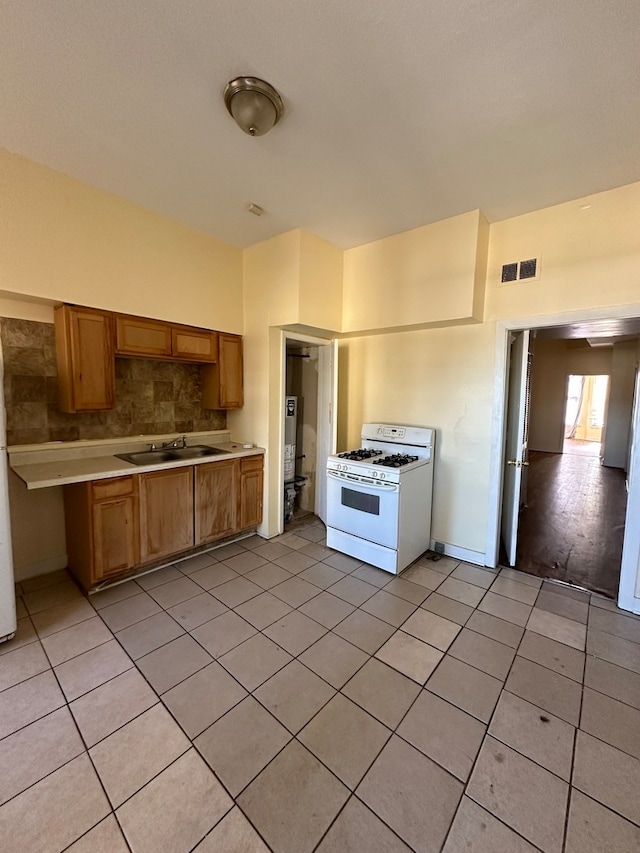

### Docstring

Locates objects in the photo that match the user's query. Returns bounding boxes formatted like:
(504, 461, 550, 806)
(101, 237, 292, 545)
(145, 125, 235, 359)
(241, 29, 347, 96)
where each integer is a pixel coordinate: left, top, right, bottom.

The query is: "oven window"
(341, 487, 380, 515)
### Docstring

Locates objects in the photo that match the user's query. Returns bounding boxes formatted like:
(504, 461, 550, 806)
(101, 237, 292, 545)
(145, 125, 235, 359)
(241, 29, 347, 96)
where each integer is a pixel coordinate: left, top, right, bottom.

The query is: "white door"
(501, 330, 530, 565)
(618, 367, 640, 613)
(315, 340, 338, 524)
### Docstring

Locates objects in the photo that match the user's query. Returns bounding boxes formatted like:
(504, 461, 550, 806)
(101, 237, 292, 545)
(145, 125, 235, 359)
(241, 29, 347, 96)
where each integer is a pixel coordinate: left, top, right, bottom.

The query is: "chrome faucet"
(160, 435, 187, 450)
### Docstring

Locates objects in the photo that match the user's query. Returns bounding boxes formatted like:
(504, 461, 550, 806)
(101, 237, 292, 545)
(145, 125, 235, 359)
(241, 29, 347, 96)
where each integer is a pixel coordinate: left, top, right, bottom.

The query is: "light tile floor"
(2, 521, 640, 851)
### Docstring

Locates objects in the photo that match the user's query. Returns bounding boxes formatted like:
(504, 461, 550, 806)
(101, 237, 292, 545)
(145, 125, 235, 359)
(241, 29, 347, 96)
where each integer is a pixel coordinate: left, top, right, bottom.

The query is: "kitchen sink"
(115, 445, 229, 466)
(168, 445, 230, 460)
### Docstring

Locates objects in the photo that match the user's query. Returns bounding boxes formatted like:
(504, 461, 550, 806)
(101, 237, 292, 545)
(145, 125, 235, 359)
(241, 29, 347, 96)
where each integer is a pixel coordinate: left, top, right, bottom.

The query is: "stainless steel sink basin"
(115, 450, 176, 465)
(168, 445, 229, 460)
(115, 445, 229, 466)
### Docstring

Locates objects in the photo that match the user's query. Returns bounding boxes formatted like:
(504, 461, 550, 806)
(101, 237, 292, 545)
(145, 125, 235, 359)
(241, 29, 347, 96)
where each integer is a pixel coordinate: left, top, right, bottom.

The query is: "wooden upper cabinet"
(115, 315, 217, 362)
(219, 333, 244, 407)
(55, 303, 241, 411)
(115, 315, 172, 357)
(202, 333, 244, 409)
(55, 305, 115, 412)
(195, 458, 239, 545)
(171, 326, 218, 362)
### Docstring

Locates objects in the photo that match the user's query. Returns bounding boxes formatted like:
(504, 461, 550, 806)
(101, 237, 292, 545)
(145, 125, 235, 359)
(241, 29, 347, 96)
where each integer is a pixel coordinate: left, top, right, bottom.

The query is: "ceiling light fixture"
(224, 76, 283, 137)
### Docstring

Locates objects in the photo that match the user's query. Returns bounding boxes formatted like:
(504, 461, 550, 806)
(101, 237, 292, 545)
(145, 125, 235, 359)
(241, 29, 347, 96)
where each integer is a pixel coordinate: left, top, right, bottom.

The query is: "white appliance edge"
(0, 346, 17, 642)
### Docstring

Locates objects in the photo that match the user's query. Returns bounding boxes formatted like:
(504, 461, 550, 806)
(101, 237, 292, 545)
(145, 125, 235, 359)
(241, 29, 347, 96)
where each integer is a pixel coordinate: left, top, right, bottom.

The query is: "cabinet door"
(55, 305, 115, 412)
(171, 327, 218, 362)
(138, 468, 194, 562)
(92, 496, 138, 579)
(239, 456, 263, 530)
(115, 315, 172, 357)
(219, 333, 244, 408)
(195, 459, 239, 544)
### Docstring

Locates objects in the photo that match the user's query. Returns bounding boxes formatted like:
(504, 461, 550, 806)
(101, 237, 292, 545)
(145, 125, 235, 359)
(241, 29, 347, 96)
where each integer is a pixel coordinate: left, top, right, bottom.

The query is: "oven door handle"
(326, 469, 399, 491)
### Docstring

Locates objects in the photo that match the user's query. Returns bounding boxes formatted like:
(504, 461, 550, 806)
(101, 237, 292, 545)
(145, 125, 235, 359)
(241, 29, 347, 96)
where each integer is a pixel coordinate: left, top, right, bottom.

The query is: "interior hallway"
(2, 522, 640, 851)
(516, 443, 627, 598)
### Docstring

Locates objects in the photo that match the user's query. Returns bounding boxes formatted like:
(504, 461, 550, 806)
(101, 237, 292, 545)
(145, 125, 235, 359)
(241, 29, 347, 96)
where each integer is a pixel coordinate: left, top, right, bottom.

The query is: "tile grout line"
(439, 577, 547, 852)
(6, 535, 640, 851)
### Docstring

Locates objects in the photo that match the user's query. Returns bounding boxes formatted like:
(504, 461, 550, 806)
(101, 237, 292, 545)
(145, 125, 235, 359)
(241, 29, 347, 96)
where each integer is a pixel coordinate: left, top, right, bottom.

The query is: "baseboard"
(14, 555, 68, 582)
(429, 540, 485, 567)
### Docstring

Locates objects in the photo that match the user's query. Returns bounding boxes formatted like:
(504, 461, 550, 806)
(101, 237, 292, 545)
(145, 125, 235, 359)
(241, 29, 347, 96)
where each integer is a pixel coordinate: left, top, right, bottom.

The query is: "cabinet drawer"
(171, 327, 217, 362)
(241, 455, 263, 472)
(91, 476, 134, 501)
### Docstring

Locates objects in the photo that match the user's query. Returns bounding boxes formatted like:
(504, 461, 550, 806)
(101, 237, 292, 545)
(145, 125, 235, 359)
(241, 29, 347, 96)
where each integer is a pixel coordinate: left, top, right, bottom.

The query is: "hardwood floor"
(515, 447, 627, 598)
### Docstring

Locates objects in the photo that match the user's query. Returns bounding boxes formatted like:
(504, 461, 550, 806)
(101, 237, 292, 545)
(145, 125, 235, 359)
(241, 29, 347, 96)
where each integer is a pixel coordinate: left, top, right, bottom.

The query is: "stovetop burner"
(338, 449, 383, 461)
(372, 454, 420, 468)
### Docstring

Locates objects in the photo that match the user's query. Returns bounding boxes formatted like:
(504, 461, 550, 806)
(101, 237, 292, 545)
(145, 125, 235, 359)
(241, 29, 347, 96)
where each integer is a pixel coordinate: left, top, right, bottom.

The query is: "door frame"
(500, 330, 530, 566)
(279, 331, 337, 533)
(485, 303, 640, 613)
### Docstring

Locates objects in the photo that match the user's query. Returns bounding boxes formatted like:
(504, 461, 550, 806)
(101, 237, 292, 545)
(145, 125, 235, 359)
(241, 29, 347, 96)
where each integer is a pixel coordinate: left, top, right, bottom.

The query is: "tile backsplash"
(1, 318, 226, 445)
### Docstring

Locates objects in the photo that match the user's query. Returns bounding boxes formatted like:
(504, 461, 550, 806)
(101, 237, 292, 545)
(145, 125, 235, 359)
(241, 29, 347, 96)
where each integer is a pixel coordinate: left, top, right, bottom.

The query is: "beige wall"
(529, 339, 613, 453)
(338, 323, 496, 554)
(486, 182, 640, 322)
(298, 231, 343, 333)
(0, 149, 243, 331)
(342, 210, 487, 333)
(229, 233, 300, 535)
(603, 340, 638, 469)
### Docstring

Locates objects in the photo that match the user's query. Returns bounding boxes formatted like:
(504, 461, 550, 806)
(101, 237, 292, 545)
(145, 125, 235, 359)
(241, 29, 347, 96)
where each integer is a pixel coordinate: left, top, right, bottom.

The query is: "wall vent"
(501, 262, 518, 283)
(500, 257, 540, 284)
(519, 258, 537, 280)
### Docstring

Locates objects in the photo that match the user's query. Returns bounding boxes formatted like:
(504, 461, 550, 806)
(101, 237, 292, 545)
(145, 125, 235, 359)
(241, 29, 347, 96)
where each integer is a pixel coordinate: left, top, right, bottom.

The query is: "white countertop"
(8, 430, 264, 490)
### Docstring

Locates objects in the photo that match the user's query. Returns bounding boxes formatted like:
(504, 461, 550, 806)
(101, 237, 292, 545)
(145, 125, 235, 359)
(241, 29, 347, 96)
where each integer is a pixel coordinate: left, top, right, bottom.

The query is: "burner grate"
(372, 454, 419, 469)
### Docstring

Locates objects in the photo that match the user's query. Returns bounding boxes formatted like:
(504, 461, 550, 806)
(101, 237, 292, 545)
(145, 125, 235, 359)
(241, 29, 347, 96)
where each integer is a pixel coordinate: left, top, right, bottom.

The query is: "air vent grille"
(500, 257, 540, 284)
(519, 258, 537, 279)
(501, 262, 518, 283)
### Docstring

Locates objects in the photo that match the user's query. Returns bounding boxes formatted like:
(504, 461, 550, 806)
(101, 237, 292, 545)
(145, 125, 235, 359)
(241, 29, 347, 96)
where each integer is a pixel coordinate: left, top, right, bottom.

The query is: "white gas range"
(326, 423, 435, 574)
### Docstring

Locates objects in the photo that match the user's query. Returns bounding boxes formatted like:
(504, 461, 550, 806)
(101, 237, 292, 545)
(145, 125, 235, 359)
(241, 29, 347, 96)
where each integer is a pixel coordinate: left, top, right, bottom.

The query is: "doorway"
(563, 374, 608, 453)
(491, 319, 640, 608)
(280, 333, 337, 533)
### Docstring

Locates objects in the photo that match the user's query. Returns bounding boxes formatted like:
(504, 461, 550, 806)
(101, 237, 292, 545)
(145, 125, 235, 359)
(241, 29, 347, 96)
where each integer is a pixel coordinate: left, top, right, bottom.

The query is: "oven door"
(326, 470, 399, 549)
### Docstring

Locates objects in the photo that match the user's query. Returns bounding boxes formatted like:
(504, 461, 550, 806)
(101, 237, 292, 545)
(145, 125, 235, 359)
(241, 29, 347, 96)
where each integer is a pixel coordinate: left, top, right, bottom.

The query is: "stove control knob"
(380, 472, 386, 479)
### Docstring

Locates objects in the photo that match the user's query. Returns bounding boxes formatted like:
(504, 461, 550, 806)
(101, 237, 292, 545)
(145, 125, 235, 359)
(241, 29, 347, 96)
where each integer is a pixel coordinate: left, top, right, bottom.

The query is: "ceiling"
(2, 1, 639, 249)
(537, 317, 640, 343)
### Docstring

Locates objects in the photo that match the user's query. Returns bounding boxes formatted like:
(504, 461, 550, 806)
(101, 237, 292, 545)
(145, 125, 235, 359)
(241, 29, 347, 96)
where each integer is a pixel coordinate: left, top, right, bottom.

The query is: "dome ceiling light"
(224, 77, 284, 137)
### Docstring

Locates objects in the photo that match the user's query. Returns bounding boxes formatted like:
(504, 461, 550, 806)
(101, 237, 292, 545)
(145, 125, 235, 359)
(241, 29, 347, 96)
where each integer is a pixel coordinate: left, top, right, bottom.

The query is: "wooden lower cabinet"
(195, 458, 239, 544)
(64, 455, 263, 590)
(239, 455, 264, 530)
(64, 476, 138, 591)
(138, 467, 194, 563)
